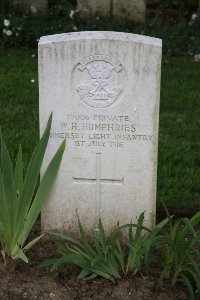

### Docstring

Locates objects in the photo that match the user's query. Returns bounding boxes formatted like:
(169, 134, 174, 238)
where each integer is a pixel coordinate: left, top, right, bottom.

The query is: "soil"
(0, 237, 190, 300)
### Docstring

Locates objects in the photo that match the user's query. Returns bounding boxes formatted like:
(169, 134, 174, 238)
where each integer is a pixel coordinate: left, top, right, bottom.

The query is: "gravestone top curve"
(39, 31, 162, 48)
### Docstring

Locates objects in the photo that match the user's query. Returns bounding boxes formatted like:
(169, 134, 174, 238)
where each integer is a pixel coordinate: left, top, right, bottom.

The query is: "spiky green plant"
(123, 213, 169, 276)
(40, 216, 122, 281)
(154, 203, 200, 300)
(40, 212, 169, 280)
(0, 114, 66, 263)
(105, 212, 169, 276)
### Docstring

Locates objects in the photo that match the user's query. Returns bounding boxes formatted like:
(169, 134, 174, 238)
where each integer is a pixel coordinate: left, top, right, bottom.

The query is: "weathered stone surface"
(9, 0, 47, 14)
(77, 0, 146, 23)
(39, 31, 162, 235)
(194, 54, 200, 62)
(113, 0, 146, 23)
(77, 0, 110, 17)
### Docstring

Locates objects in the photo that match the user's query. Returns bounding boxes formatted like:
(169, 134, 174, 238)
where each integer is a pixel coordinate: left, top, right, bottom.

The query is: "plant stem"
(1, 250, 6, 266)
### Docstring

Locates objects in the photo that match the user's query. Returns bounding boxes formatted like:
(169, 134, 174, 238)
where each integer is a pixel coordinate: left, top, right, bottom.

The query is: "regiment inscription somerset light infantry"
(39, 31, 162, 235)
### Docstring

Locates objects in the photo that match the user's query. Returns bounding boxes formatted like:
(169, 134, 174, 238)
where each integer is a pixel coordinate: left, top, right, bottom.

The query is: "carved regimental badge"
(75, 55, 127, 108)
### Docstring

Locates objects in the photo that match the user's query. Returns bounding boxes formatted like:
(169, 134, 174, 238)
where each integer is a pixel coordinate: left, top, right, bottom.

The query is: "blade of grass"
(78, 270, 97, 280)
(14, 113, 53, 243)
(92, 232, 103, 256)
(98, 219, 107, 255)
(12, 249, 28, 263)
(21, 139, 66, 245)
(77, 213, 96, 258)
(13, 145, 23, 204)
(1, 136, 14, 249)
(48, 231, 82, 247)
(0, 172, 6, 234)
(179, 274, 195, 300)
(22, 234, 45, 252)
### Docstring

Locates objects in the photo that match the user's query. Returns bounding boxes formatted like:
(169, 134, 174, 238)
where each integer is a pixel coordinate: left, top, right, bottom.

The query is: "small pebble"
(50, 292, 55, 298)
(22, 292, 28, 299)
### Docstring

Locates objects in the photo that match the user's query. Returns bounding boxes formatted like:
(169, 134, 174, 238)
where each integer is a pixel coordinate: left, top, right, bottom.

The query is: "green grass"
(0, 48, 200, 213)
(158, 57, 200, 211)
(0, 48, 38, 165)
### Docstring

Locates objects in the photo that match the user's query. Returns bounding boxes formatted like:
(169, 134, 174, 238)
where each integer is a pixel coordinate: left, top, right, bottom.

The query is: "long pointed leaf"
(39, 258, 58, 268)
(114, 241, 125, 274)
(1, 136, 14, 249)
(14, 145, 23, 204)
(93, 232, 103, 256)
(185, 268, 200, 293)
(0, 172, 7, 234)
(77, 213, 96, 258)
(51, 254, 78, 271)
(14, 113, 53, 242)
(21, 139, 66, 245)
(78, 269, 97, 280)
(73, 258, 115, 280)
(13, 145, 23, 236)
(12, 249, 28, 263)
(98, 219, 107, 255)
(135, 212, 145, 241)
(22, 234, 45, 252)
(70, 245, 90, 260)
(179, 274, 195, 300)
(48, 231, 82, 247)
(78, 269, 91, 279)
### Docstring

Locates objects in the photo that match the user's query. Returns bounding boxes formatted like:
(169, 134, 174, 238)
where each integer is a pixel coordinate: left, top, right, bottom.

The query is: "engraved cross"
(73, 153, 124, 219)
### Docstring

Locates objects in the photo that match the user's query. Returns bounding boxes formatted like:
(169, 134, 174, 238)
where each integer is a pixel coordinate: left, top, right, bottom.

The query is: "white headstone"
(39, 31, 162, 234)
(113, 0, 146, 23)
(9, 0, 47, 14)
(77, 0, 110, 17)
(77, 0, 146, 23)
